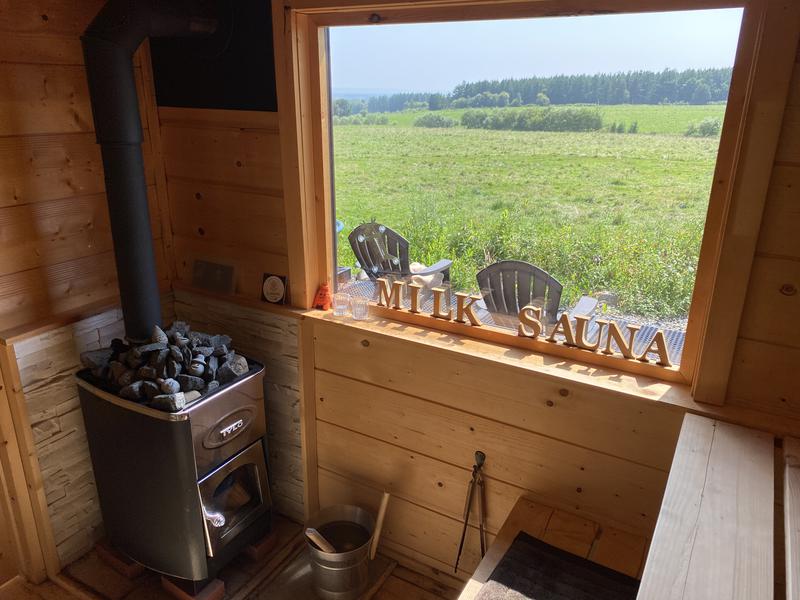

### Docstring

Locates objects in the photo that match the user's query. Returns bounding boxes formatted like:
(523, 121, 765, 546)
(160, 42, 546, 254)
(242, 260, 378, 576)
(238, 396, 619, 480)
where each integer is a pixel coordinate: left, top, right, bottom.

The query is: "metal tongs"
(454, 450, 487, 573)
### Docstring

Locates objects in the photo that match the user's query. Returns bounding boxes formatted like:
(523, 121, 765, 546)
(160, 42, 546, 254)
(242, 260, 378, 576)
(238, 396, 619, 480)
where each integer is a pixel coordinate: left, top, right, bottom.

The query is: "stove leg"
(161, 576, 225, 600)
(243, 527, 279, 562)
(95, 540, 146, 579)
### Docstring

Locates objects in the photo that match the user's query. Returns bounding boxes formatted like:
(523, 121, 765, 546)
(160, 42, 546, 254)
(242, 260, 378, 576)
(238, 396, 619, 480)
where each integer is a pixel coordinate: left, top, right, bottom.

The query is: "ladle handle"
(370, 492, 391, 560)
(306, 527, 337, 553)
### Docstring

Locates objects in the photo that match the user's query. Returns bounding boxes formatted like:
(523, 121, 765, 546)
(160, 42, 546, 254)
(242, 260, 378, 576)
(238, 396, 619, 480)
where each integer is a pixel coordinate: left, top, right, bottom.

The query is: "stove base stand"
(162, 576, 225, 600)
(95, 539, 146, 579)
(244, 527, 279, 562)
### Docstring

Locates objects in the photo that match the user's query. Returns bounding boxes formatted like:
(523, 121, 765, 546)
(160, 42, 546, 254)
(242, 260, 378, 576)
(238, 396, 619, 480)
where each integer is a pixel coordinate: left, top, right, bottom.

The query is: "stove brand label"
(220, 419, 245, 438)
(203, 407, 256, 449)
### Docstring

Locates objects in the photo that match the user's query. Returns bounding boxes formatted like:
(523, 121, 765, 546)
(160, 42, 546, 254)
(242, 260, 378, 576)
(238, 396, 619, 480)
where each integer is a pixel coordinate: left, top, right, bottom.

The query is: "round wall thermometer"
(262, 274, 286, 303)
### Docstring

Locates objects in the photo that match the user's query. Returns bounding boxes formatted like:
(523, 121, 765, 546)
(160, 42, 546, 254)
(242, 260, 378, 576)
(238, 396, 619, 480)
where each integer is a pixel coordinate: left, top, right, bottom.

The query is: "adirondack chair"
(477, 260, 597, 325)
(348, 222, 452, 282)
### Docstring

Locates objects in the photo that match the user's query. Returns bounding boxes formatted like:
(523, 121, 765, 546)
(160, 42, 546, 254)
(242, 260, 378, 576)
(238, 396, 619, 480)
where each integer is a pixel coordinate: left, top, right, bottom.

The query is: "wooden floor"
(0, 564, 459, 600)
(373, 567, 460, 600)
(0, 578, 70, 600)
(0, 515, 461, 600)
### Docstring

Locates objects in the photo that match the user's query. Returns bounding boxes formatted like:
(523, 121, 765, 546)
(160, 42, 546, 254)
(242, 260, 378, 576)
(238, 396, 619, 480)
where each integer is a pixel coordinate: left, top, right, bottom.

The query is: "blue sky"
(329, 8, 744, 94)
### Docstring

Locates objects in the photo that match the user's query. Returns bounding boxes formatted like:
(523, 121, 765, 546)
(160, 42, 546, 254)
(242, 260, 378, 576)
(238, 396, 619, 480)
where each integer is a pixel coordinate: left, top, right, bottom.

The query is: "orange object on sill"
(313, 283, 333, 311)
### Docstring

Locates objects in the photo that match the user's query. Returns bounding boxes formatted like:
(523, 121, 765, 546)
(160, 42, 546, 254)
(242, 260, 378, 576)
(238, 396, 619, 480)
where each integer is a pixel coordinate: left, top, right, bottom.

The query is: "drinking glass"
(333, 293, 351, 317)
(351, 296, 369, 321)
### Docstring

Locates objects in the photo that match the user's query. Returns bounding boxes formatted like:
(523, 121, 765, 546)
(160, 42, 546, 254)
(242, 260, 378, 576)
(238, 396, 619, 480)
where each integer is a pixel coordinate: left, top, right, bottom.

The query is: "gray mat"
(475, 533, 639, 600)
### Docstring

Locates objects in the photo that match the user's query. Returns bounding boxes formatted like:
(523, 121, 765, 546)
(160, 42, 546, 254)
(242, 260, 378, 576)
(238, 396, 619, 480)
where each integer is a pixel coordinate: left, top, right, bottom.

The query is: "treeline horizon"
(340, 68, 733, 114)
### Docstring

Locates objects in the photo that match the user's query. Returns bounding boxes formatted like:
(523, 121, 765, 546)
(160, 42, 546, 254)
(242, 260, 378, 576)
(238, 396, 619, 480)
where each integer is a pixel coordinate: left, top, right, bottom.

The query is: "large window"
(328, 9, 743, 372)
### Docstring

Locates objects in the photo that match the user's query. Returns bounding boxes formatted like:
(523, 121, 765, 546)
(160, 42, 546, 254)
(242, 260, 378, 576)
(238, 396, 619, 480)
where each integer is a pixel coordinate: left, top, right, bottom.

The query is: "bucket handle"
(370, 492, 391, 560)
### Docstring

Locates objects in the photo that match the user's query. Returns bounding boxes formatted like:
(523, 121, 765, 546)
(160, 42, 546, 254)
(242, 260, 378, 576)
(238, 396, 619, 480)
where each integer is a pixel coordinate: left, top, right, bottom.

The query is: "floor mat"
(475, 532, 639, 600)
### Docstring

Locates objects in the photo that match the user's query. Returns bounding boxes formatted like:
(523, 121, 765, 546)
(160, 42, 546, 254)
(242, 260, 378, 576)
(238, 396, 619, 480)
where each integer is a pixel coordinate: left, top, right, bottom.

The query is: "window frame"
(273, 0, 800, 398)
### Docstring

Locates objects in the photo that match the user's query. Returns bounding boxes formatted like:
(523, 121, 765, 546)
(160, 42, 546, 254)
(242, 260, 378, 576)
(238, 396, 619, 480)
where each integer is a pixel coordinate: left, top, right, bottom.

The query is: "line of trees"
(347, 68, 733, 114)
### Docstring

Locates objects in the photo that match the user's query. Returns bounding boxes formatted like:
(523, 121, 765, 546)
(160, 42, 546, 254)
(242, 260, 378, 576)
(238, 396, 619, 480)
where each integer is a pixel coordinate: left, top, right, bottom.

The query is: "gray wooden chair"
(477, 260, 597, 325)
(348, 222, 452, 281)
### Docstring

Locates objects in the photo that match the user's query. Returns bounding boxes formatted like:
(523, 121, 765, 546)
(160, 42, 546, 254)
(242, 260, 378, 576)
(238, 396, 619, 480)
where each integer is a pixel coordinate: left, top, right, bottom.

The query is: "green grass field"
(333, 104, 725, 320)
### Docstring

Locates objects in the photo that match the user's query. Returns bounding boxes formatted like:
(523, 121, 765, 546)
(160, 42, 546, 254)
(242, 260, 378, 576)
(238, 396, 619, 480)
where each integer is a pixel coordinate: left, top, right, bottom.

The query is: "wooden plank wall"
(7, 295, 175, 569)
(310, 317, 685, 579)
(159, 108, 289, 301)
(0, 2, 170, 333)
(173, 289, 304, 522)
(728, 45, 800, 416)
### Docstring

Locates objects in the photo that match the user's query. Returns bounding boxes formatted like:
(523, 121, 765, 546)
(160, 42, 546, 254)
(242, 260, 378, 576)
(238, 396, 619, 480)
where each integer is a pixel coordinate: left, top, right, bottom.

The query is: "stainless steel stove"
(76, 361, 271, 584)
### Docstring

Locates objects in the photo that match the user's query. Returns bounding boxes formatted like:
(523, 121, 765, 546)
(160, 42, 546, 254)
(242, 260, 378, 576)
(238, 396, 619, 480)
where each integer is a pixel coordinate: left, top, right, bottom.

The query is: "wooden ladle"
(306, 527, 337, 553)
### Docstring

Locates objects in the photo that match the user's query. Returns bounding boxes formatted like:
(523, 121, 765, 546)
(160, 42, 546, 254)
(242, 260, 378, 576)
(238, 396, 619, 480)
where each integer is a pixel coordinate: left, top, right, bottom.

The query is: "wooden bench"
(459, 413, 784, 600)
(638, 414, 775, 600)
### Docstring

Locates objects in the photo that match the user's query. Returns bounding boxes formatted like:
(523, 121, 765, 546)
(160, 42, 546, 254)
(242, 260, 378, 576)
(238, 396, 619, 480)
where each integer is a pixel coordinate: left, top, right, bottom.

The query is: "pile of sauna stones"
(80, 321, 250, 412)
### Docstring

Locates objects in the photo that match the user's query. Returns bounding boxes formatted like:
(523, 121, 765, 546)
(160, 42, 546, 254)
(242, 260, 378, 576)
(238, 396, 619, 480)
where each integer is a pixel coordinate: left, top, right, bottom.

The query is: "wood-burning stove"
(76, 361, 271, 584)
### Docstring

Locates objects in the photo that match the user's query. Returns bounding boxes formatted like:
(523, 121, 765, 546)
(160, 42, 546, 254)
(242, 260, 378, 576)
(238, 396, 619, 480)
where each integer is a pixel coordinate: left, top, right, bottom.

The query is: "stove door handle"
(203, 505, 226, 528)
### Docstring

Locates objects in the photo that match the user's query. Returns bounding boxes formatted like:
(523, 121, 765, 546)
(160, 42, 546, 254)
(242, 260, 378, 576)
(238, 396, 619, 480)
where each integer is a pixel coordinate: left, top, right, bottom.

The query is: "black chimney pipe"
(82, 1, 217, 342)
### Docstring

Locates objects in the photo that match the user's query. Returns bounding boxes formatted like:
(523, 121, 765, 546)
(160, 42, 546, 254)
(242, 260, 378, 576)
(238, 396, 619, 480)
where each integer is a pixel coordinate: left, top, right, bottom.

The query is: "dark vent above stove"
(150, 0, 278, 111)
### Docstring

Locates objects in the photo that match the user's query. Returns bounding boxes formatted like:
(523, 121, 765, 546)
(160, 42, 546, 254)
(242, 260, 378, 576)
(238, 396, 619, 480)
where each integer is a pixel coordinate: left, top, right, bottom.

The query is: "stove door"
(198, 439, 270, 557)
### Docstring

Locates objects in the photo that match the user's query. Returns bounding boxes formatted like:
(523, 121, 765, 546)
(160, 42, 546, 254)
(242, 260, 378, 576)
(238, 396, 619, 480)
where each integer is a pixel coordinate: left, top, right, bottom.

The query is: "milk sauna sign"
(375, 278, 673, 368)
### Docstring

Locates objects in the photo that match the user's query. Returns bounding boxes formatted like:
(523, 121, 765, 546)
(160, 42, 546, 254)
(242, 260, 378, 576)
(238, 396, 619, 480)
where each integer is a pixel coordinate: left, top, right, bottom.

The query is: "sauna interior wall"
(159, 8, 799, 580)
(0, 0, 797, 583)
(0, 2, 171, 333)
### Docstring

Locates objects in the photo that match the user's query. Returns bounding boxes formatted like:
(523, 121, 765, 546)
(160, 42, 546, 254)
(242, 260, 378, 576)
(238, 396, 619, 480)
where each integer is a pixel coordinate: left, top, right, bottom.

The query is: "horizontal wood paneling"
(310, 317, 673, 578)
(0, 1, 104, 37)
(0, 187, 160, 277)
(159, 107, 288, 302)
(319, 468, 491, 579)
(0, 4, 164, 334)
(168, 180, 286, 255)
(313, 320, 682, 471)
(0, 63, 92, 136)
(0, 130, 155, 208)
(162, 125, 283, 193)
(158, 107, 280, 131)
(0, 64, 147, 137)
(315, 372, 666, 532)
(317, 420, 519, 534)
(172, 236, 289, 298)
(0, 33, 85, 66)
(757, 165, 800, 259)
(0, 1, 105, 66)
(0, 246, 168, 332)
(739, 256, 800, 348)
